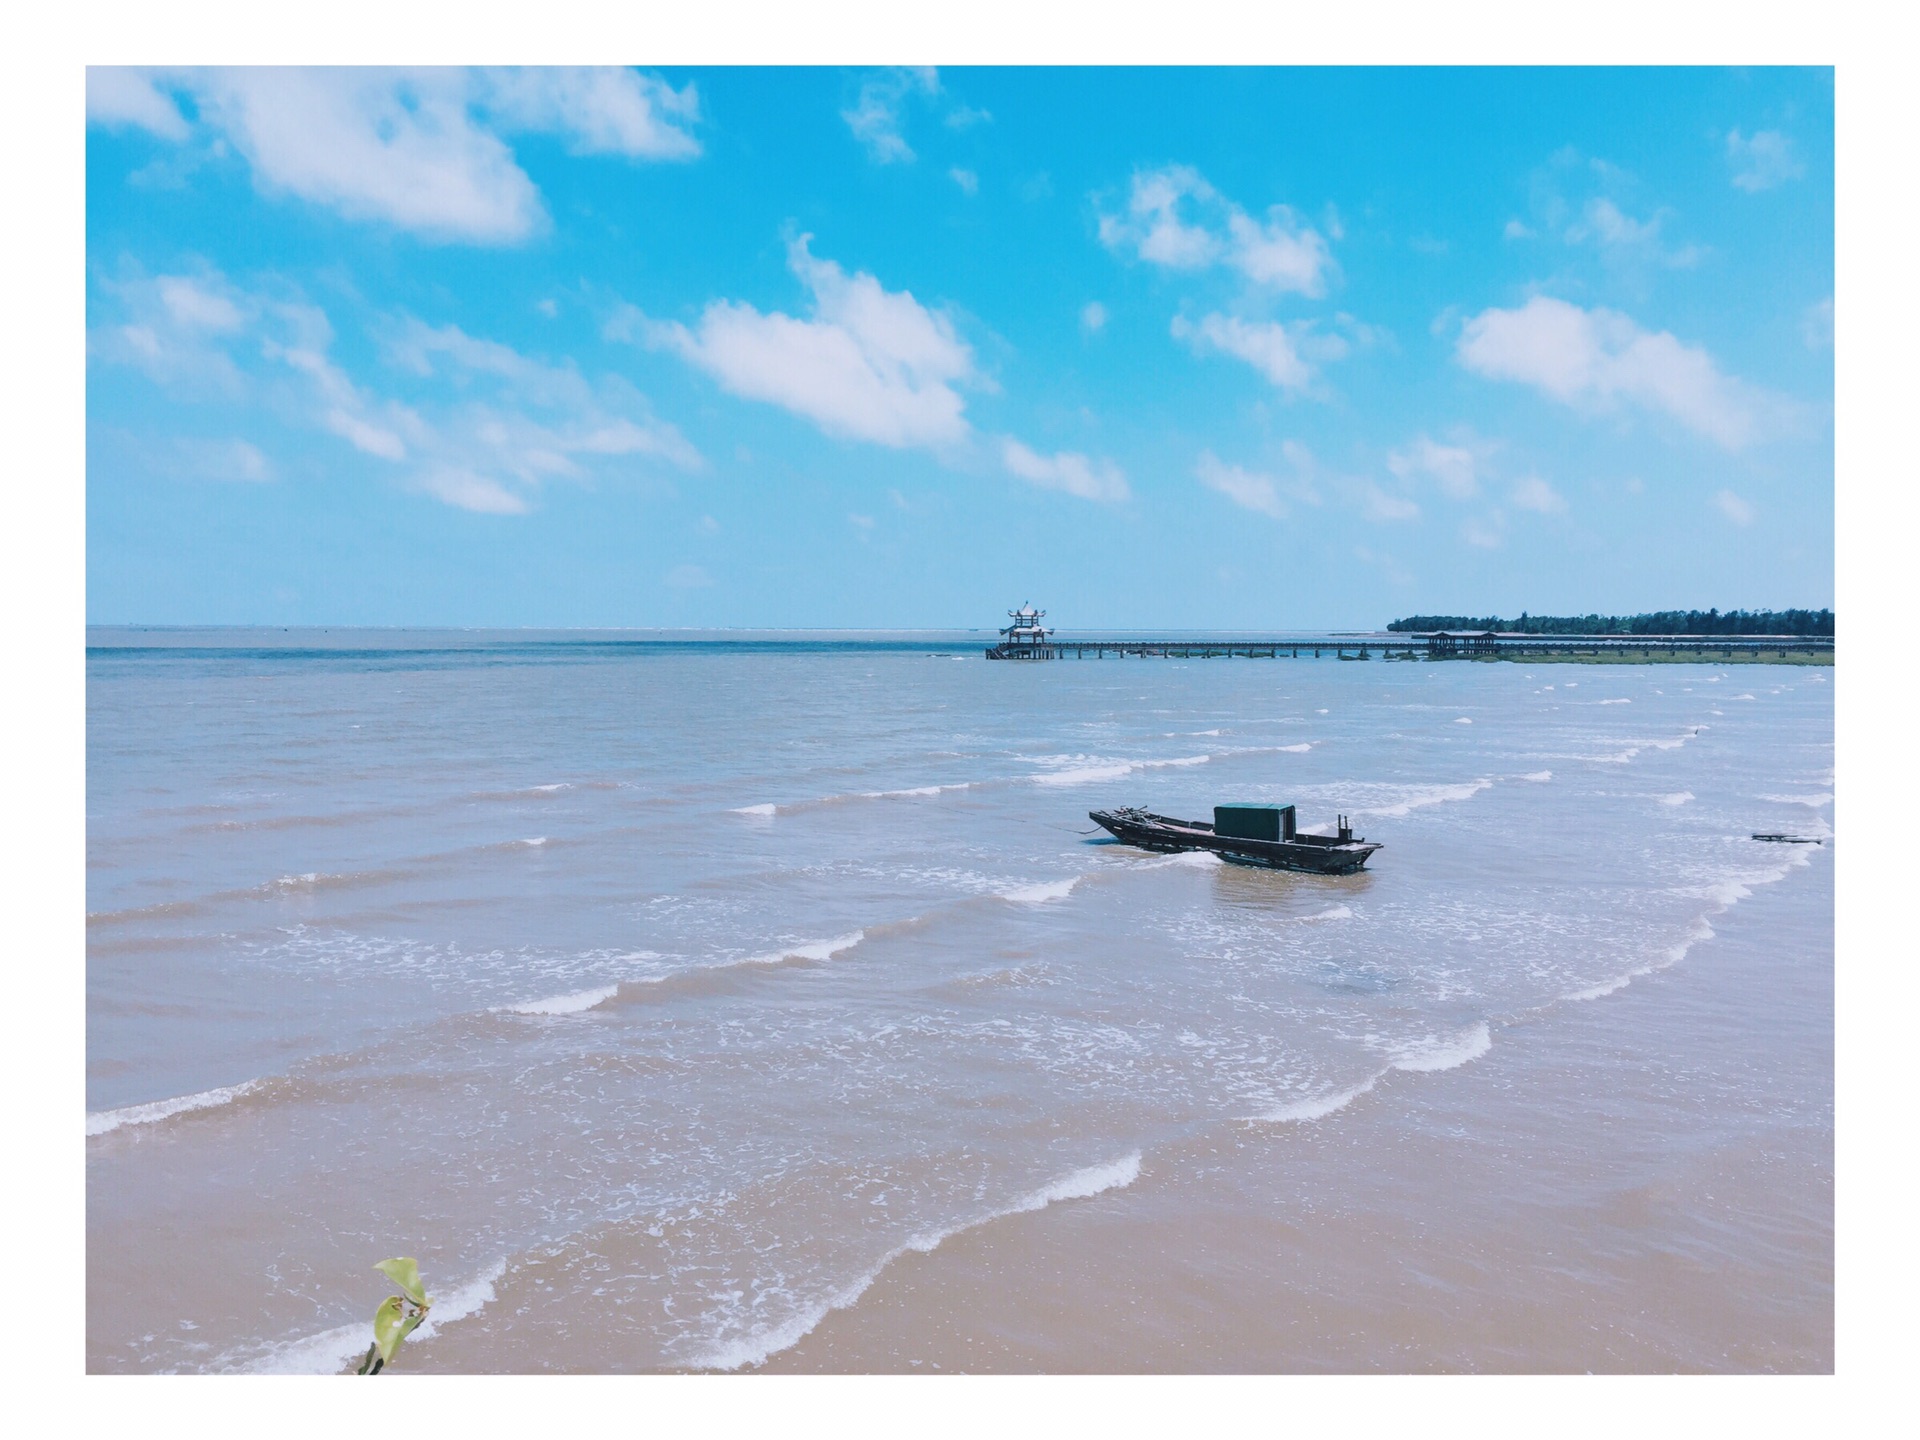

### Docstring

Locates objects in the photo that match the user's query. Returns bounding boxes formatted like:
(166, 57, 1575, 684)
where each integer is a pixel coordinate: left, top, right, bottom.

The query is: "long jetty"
(984, 631, 1834, 662)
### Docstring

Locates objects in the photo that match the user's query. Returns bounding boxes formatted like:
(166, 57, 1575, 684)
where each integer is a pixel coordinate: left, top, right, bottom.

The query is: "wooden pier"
(986, 630, 1834, 663)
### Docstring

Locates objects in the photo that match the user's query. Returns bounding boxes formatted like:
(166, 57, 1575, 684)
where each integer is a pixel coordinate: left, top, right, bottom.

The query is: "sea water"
(85, 631, 1833, 1372)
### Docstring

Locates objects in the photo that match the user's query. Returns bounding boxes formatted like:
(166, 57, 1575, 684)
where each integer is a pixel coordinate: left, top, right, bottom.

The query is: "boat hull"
(1089, 808, 1380, 875)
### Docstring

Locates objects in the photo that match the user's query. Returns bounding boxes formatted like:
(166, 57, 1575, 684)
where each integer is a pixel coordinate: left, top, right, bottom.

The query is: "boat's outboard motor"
(1337, 814, 1353, 843)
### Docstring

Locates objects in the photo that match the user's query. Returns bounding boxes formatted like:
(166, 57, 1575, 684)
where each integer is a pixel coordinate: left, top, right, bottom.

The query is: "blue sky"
(85, 66, 1833, 629)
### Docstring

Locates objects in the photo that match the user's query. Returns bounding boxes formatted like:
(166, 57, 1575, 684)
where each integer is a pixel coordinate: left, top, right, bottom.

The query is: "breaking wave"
(1359, 778, 1494, 818)
(1029, 754, 1212, 788)
(999, 877, 1083, 905)
(1254, 1022, 1492, 1123)
(233, 1260, 507, 1374)
(87, 1080, 264, 1138)
(693, 1151, 1144, 1371)
(492, 984, 621, 1017)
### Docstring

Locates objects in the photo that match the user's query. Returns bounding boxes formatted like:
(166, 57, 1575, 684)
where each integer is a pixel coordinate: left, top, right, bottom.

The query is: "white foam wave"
(1519, 770, 1553, 783)
(694, 1151, 1144, 1371)
(87, 1080, 262, 1138)
(1146, 850, 1223, 869)
(859, 783, 973, 800)
(1599, 698, 1632, 705)
(1258, 1075, 1379, 1123)
(493, 984, 620, 1016)
(1000, 877, 1083, 905)
(1295, 903, 1353, 923)
(518, 836, 547, 847)
(1732, 693, 1756, 701)
(1275, 742, 1313, 753)
(1760, 792, 1834, 808)
(732, 803, 777, 816)
(749, 931, 866, 965)
(1362, 778, 1494, 818)
(1032, 754, 1211, 788)
(531, 783, 571, 792)
(1657, 791, 1695, 807)
(240, 1260, 506, 1374)
(1390, 1021, 1493, 1073)
(1453, 717, 1473, 725)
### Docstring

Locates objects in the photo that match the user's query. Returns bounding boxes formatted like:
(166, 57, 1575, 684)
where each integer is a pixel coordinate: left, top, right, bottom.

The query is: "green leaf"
(374, 1257, 428, 1307)
(372, 1296, 407, 1365)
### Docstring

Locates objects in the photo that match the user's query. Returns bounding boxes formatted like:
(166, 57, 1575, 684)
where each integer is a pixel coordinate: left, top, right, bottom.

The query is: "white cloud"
(1001, 438, 1129, 502)
(1727, 129, 1803, 193)
(1503, 218, 1534, 240)
(1080, 301, 1108, 333)
(949, 167, 979, 195)
(1171, 313, 1312, 391)
(1565, 197, 1704, 268)
(88, 269, 254, 392)
(155, 275, 246, 333)
(93, 265, 698, 514)
(416, 467, 529, 515)
(87, 68, 189, 140)
(1360, 483, 1420, 522)
(188, 69, 544, 243)
(175, 437, 275, 483)
(1510, 475, 1568, 514)
(641, 235, 976, 450)
(842, 68, 939, 163)
(1194, 451, 1292, 519)
(481, 67, 701, 160)
(1387, 434, 1481, 501)
(1455, 296, 1762, 449)
(1099, 166, 1335, 296)
(90, 68, 701, 245)
(1226, 208, 1334, 293)
(1715, 488, 1756, 526)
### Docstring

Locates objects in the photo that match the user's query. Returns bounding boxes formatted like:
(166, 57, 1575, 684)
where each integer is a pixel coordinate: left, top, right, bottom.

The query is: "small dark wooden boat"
(1089, 805, 1381, 874)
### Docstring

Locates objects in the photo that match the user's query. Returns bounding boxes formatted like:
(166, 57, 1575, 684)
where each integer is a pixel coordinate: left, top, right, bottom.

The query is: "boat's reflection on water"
(1209, 854, 1378, 912)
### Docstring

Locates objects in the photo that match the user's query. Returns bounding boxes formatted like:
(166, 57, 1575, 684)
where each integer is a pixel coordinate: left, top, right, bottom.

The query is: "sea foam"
(87, 1080, 263, 1138)
(493, 984, 620, 1017)
(237, 1260, 506, 1374)
(693, 1151, 1144, 1371)
(1000, 877, 1083, 905)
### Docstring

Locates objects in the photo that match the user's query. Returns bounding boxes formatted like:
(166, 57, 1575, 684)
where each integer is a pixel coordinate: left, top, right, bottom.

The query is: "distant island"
(1387, 609, 1834, 637)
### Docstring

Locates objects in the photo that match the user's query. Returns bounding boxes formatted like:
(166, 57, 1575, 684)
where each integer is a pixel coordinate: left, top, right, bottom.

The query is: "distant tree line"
(1386, 609, 1835, 636)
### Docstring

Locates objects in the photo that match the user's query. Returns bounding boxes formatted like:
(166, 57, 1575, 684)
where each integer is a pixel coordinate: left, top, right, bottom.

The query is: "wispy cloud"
(1715, 488, 1756, 525)
(633, 235, 978, 450)
(1510, 474, 1567, 514)
(1001, 438, 1129, 502)
(86, 67, 188, 140)
(1726, 129, 1803, 193)
(86, 67, 702, 244)
(841, 68, 977, 164)
(171, 436, 276, 483)
(1098, 165, 1336, 296)
(1387, 434, 1484, 501)
(91, 263, 699, 514)
(1172, 314, 1310, 390)
(1456, 295, 1766, 449)
(1193, 450, 1318, 520)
